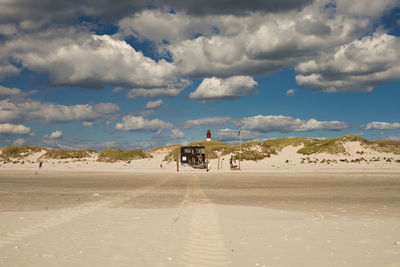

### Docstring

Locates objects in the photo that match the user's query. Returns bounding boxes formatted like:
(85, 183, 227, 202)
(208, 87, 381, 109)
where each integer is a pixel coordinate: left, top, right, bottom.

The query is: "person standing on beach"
(39, 161, 43, 169)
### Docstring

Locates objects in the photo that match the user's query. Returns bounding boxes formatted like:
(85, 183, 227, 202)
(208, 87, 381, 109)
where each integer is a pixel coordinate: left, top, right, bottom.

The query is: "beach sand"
(0, 170, 400, 266)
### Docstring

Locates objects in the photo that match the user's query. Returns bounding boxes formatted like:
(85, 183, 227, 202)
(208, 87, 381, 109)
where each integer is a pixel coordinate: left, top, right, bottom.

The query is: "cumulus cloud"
(145, 99, 163, 109)
(189, 76, 257, 102)
(45, 130, 63, 139)
(237, 115, 350, 133)
(82, 121, 94, 127)
(171, 128, 185, 139)
(181, 117, 232, 128)
(165, 1, 380, 79)
(1, 28, 187, 91)
(17, 33, 183, 89)
(0, 0, 399, 97)
(115, 115, 172, 131)
(295, 33, 400, 92)
(0, 0, 313, 32)
(0, 123, 32, 135)
(384, 135, 400, 141)
(0, 86, 22, 97)
(12, 138, 25, 145)
(159, 0, 313, 16)
(0, 85, 35, 100)
(213, 128, 263, 142)
(31, 102, 119, 123)
(0, 89, 120, 124)
(365, 121, 400, 130)
(112, 86, 124, 94)
(286, 89, 295, 96)
(127, 80, 191, 98)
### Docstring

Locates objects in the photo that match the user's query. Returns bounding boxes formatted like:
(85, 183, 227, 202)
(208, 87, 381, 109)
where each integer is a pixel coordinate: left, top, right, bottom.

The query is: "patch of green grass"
(262, 137, 312, 152)
(296, 135, 367, 155)
(297, 138, 347, 155)
(40, 149, 96, 159)
(98, 148, 152, 162)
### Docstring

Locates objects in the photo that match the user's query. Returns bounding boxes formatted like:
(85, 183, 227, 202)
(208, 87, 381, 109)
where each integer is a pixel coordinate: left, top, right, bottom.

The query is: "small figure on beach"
(39, 161, 43, 169)
(206, 161, 210, 172)
(230, 155, 239, 170)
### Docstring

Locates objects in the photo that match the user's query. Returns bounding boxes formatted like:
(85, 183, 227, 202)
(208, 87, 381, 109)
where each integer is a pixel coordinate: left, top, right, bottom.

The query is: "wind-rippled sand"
(1, 170, 399, 266)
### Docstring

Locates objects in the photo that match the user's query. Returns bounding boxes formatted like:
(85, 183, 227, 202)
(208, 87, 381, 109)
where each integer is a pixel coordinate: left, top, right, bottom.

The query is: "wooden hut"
(180, 146, 206, 169)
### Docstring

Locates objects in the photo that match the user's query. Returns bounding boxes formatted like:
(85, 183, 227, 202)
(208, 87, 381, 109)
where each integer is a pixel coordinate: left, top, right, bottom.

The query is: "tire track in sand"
(180, 176, 230, 267)
(0, 175, 171, 249)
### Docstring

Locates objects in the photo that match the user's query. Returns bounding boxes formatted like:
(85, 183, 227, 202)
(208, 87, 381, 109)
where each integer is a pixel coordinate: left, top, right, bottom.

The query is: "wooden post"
(218, 156, 220, 170)
(239, 130, 241, 170)
(176, 153, 179, 172)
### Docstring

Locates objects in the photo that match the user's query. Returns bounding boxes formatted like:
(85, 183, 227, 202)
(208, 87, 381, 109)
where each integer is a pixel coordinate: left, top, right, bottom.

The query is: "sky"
(0, 0, 400, 150)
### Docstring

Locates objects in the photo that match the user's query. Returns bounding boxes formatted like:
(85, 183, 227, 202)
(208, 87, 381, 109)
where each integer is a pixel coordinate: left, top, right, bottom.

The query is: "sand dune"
(1, 138, 399, 172)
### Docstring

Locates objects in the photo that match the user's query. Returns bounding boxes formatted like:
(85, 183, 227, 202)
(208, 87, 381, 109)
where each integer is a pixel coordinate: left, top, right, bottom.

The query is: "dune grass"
(262, 137, 311, 152)
(98, 147, 152, 162)
(365, 140, 400, 154)
(2, 135, 400, 164)
(0, 146, 46, 162)
(163, 141, 233, 162)
(40, 148, 96, 160)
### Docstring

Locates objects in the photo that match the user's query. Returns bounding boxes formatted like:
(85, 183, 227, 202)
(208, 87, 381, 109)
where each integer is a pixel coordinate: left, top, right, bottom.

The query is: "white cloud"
(295, 33, 400, 92)
(0, 1, 399, 97)
(171, 129, 185, 139)
(145, 99, 163, 109)
(189, 76, 257, 102)
(165, 2, 380, 79)
(12, 138, 25, 145)
(181, 116, 232, 128)
(0, 90, 120, 124)
(82, 121, 94, 127)
(0, 123, 32, 135)
(384, 135, 400, 141)
(115, 115, 173, 131)
(112, 86, 123, 94)
(334, 0, 400, 18)
(2, 29, 186, 90)
(0, 85, 22, 97)
(237, 115, 350, 133)
(286, 89, 295, 96)
(365, 121, 400, 130)
(127, 80, 191, 98)
(48, 130, 63, 139)
(213, 128, 263, 142)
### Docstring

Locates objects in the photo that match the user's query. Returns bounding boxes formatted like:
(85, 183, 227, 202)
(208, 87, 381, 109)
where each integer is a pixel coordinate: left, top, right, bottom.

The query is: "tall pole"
(239, 129, 241, 170)
(176, 153, 179, 172)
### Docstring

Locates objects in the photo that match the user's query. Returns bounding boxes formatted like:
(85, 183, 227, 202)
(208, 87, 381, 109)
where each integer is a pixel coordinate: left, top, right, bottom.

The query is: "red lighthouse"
(206, 129, 211, 141)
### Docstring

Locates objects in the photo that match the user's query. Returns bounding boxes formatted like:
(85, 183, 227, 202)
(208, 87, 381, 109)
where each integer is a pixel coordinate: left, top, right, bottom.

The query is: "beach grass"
(40, 148, 96, 160)
(97, 147, 152, 162)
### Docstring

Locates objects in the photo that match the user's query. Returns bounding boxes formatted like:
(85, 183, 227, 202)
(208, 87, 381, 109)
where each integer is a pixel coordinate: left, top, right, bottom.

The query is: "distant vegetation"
(163, 134, 400, 161)
(0, 146, 45, 162)
(40, 149, 96, 160)
(365, 140, 400, 155)
(97, 148, 152, 162)
(1, 135, 400, 164)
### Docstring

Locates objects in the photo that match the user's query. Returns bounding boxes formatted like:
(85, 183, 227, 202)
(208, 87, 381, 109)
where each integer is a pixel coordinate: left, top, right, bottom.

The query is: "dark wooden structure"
(180, 146, 206, 169)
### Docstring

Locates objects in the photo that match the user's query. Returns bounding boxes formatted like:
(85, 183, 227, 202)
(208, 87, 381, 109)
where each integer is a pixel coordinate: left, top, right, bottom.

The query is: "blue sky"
(0, 0, 399, 150)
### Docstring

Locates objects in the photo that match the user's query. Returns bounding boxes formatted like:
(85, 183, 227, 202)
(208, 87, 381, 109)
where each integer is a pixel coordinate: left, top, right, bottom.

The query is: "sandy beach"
(1, 170, 400, 266)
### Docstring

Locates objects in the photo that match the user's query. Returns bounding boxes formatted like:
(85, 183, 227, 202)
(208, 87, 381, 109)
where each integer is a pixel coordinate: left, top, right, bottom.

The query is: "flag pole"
(239, 129, 241, 170)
